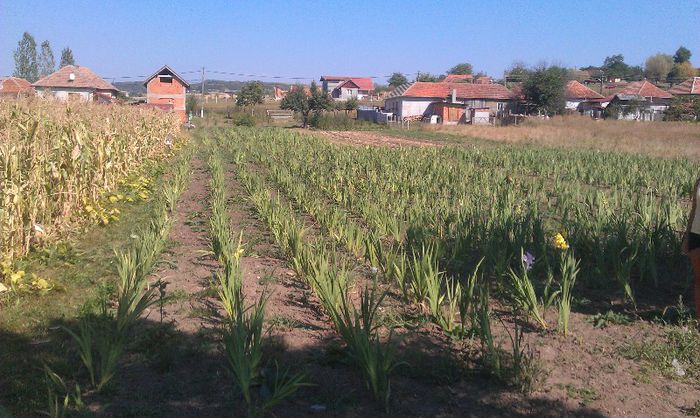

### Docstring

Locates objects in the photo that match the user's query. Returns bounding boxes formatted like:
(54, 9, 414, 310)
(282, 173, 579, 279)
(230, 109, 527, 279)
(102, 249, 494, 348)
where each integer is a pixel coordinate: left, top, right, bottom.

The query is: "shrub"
(231, 112, 256, 127)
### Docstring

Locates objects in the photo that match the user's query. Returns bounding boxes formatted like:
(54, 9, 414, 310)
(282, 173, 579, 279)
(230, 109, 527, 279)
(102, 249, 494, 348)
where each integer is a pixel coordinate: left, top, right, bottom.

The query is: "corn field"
(0, 99, 181, 260)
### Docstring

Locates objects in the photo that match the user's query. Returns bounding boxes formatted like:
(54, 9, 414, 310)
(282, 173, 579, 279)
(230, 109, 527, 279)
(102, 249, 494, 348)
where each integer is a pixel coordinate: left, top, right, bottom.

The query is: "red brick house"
(144, 65, 190, 122)
(0, 77, 34, 98)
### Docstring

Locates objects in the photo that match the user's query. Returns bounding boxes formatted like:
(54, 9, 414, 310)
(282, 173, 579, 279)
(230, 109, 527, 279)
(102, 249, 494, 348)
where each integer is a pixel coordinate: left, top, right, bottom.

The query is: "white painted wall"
(384, 97, 435, 119)
(565, 100, 581, 110)
(36, 87, 92, 102)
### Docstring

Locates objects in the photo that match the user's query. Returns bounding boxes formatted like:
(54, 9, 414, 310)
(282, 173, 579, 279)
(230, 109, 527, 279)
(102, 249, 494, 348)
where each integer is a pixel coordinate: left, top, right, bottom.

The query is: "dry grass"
(419, 115, 700, 159)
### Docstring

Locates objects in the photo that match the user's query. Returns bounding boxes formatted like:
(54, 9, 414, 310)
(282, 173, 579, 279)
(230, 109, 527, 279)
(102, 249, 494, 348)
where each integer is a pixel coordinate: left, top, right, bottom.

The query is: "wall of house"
(36, 87, 92, 102)
(385, 97, 435, 119)
(333, 87, 358, 100)
(322, 80, 343, 94)
(565, 100, 582, 110)
(147, 76, 187, 122)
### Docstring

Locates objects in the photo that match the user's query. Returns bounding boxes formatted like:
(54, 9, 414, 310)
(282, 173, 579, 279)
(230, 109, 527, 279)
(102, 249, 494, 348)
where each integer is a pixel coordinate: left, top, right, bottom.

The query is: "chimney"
(451, 89, 457, 103)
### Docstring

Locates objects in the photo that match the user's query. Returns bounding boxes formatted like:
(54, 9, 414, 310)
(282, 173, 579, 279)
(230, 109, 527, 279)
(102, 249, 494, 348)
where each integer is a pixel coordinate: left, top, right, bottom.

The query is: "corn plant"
(0, 99, 181, 261)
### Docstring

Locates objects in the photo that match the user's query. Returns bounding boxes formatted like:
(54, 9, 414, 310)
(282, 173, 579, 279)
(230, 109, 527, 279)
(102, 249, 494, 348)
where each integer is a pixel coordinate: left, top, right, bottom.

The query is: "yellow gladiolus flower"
(10, 271, 25, 284)
(35, 278, 50, 289)
(553, 233, 569, 250)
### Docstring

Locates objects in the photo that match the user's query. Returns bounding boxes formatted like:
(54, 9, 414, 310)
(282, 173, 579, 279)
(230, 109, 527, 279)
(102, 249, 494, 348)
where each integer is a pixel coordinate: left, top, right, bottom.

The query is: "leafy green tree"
(281, 85, 310, 126)
(13, 32, 38, 82)
(416, 72, 439, 82)
(674, 46, 692, 64)
(447, 63, 473, 75)
(664, 96, 700, 121)
(59, 47, 75, 67)
(644, 53, 674, 81)
(236, 81, 265, 113)
(38, 40, 55, 77)
(388, 72, 408, 87)
(185, 94, 198, 115)
(344, 97, 358, 113)
(522, 65, 567, 115)
(668, 62, 698, 81)
(602, 54, 630, 79)
(506, 61, 530, 79)
(281, 82, 332, 128)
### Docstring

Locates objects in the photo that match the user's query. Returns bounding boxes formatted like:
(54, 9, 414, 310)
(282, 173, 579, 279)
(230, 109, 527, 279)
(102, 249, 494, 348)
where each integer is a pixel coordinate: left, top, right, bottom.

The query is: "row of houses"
(0, 64, 191, 122)
(371, 77, 697, 124)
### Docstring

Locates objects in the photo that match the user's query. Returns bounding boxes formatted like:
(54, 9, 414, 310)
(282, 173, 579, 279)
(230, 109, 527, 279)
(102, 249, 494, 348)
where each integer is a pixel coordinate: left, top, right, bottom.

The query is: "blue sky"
(1, 0, 698, 85)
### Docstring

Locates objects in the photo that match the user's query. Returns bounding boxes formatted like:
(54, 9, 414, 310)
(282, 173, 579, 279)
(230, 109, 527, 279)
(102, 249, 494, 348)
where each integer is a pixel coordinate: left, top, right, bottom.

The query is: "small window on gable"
(159, 74, 173, 83)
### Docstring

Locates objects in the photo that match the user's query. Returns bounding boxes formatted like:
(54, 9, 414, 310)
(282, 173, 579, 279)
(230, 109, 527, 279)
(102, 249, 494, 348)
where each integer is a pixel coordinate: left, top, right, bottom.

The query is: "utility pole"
(200, 67, 205, 118)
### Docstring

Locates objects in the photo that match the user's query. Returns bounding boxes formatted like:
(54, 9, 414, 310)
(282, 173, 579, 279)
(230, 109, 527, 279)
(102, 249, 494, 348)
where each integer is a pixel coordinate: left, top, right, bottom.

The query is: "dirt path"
(94, 155, 232, 417)
(307, 130, 442, 148)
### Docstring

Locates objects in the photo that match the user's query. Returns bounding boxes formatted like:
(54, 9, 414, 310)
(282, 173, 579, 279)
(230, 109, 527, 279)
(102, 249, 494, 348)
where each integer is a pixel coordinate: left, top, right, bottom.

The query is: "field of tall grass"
(0, 99, 181, 261)
(411, 115, 700, 159)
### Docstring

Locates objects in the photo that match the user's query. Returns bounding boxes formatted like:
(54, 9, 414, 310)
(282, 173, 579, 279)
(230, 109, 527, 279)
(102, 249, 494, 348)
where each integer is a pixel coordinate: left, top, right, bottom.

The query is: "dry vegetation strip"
(414, 116, 700, 159)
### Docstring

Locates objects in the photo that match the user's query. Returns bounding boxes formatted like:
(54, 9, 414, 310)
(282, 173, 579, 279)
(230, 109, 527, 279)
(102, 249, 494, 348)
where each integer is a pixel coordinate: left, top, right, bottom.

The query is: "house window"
(159, 75, 173, 83)
(497, 102, 506, 111)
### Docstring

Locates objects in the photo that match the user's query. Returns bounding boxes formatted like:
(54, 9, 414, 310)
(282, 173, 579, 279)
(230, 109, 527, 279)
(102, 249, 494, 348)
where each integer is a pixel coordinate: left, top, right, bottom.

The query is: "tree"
(13, 32, 38, 82)
(416, 72, 439, 82)
(447, 63, 473, 75)
(674, 46, 692, 64)
(280, 82, 332, 128)
(644, 53, 674, 81)
(343, 97, 358, 113)
(59, 48, 75, 67)
(522, 65, 567, 115)
(185, 94, 198, 116)
(506, 61, 530, 78)
(668, 62, 698, 82)
(602, 54, 630, 79)
(38, 40, 55, 77)
(664, 96, 700, 121)
(388, 72, 408, 87)
(236, 81, 265, 113)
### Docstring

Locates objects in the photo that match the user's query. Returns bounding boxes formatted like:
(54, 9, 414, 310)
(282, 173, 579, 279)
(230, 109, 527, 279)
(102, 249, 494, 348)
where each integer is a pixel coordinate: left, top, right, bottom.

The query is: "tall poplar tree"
(13, 32, 39, 82)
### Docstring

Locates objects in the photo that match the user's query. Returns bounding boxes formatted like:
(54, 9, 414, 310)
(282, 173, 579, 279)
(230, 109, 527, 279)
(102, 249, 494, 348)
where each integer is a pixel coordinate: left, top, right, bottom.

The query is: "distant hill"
(114, 79, 293, 96)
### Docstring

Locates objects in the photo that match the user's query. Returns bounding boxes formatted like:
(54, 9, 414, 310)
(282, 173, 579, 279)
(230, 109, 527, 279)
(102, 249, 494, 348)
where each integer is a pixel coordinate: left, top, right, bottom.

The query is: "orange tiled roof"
(444, 74, 473, 82)
(388, 82, 515, 100)
(616, 80, 672, 99)
(668, 77, 700, 95)
(0, 77, 34, 94)
(565, 80, 604, 100)
(33, 65, 117, 91)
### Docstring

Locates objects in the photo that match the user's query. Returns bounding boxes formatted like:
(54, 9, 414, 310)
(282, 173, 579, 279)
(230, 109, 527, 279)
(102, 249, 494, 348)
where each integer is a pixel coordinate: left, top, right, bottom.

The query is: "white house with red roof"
(607, 80, 673, 121)
(383, 81, 515, 122)
(564, 80, 605, 111)
(320, 75, 374, 100)
(33, 65, 118, 102)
